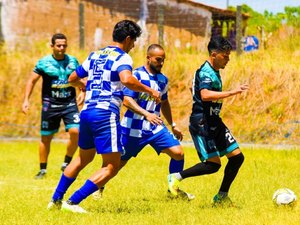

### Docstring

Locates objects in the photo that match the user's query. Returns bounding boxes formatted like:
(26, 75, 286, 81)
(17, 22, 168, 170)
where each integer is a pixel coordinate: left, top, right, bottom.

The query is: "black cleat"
(35, 170, 46, 179)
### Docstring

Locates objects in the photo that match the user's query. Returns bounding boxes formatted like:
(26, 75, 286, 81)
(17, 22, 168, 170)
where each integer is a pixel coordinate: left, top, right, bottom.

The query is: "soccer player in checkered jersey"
(94, 44, 194, 200)
(168, 36, 249, 206)
(47, 20, 160, 213)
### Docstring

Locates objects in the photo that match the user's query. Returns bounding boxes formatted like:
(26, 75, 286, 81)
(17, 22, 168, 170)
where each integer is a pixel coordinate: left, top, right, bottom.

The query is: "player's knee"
(205, 161, 221, 173)
(172, 153, 184, 161)
(170, 147, 184, 160)
(230, 152, 244, 168)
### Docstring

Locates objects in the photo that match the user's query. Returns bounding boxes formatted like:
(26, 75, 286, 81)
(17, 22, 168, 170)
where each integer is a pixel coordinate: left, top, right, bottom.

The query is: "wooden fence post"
(0, 2, 4, 44)
(157, 4, 164, 46)
(79, 2, 85, 49)
(236, 5, 242, 55)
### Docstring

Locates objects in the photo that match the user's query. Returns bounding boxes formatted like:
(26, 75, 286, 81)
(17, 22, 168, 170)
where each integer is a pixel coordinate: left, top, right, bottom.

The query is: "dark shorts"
(121, 126, 180, 161)
(189, 115, 239, 161)
(40, 101, 80, 136)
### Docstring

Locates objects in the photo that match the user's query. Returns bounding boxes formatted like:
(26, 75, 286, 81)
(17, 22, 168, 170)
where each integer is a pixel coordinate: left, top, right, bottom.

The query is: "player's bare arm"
(123, 96, 163, 125)
(201, 84, 249, 102)
(68, 71, 86, 90)
(161, 99, 184, 141)
(22, 72, 40, 114)
(119, 70, 160, 104)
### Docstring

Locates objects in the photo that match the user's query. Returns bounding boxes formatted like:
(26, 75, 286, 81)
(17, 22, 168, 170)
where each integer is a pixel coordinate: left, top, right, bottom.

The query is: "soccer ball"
(272, 188, 297, 206)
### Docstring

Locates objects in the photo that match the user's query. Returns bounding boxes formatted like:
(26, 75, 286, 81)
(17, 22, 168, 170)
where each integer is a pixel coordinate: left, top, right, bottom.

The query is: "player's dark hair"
(51, 33, 67, 45)
(147, 44, 164, 53)
(112, 20, 142, 43)
(208, 36, 232, 54)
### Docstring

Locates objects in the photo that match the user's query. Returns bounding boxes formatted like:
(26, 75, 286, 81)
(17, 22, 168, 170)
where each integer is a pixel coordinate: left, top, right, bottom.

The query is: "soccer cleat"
(177, 189, 195, 201)
(35, 170, 46, 179)
(92, 186, 105, 200)
(213, 194, 233, 207)
(47, 200, 62, 210)
(168, 189, 195, 201)
(167, 174, 180, 196)
(61, 162, 68, 172)
(61, 201, 87, 213)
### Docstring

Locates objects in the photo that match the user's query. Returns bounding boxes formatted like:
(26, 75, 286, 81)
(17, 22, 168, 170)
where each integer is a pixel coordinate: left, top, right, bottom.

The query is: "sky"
(193, 0, 300, 13)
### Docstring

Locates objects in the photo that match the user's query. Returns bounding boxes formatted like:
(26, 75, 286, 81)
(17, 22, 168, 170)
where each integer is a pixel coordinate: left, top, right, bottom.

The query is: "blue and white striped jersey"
(75, 46, 133, 115)
(121, 66, 168, 137)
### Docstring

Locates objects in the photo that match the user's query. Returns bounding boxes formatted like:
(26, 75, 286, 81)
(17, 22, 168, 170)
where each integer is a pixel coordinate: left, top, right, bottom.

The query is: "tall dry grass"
(0, 26, 299, 144)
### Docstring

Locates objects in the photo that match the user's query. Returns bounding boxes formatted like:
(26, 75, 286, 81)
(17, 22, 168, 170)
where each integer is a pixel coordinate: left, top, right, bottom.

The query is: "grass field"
(0, 140, 299, 225)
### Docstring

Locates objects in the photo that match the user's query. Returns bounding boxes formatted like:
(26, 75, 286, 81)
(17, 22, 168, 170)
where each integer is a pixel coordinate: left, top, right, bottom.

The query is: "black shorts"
(189, 114, 239, 161)
(40, 101, 80, 135)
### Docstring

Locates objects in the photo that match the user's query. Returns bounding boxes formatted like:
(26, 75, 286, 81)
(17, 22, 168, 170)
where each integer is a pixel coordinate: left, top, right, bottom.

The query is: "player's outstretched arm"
(119, 70, 160, 104)
(68, 71, 86, 90)
(201, 84, 249, 102)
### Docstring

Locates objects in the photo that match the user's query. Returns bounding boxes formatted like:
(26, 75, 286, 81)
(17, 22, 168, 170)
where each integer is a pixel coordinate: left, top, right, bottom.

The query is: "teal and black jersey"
(34, 54, 79, 105)
(191, 61, 223, 125)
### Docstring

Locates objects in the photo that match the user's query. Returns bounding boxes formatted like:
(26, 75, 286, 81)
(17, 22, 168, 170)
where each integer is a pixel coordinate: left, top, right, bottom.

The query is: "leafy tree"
(284, 6, 300, 27)
(228, 4, 300, 35)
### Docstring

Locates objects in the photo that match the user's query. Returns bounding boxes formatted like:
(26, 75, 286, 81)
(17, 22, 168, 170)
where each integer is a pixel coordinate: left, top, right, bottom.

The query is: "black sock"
(40, 163, 47, 170)
(64, 155, 73, 164)
(180, 161, 221, 179)
(219, 153, 244, 193)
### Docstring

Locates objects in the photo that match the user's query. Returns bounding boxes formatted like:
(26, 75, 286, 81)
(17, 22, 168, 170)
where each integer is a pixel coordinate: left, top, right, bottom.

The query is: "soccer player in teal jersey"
(168, 36, 249, 205)
(22, 33, 84, 179)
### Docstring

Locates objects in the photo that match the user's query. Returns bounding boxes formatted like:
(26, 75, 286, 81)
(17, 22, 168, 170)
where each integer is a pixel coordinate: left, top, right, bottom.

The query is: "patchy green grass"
(0, 140, 299, 225)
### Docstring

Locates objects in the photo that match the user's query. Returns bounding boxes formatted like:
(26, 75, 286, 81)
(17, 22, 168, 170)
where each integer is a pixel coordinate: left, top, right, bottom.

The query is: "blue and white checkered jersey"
(121, 66, 168, 137)
(75, 46, 133, 115)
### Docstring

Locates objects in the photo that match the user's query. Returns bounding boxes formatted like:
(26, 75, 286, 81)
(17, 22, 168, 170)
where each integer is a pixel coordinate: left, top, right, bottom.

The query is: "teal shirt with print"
(191, 61, 223, 125)
(34, 54, 79, 105)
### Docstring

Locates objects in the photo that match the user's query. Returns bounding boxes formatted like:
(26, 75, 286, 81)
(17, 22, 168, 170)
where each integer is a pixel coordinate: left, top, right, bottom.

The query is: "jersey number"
(225, 131, 235, 143)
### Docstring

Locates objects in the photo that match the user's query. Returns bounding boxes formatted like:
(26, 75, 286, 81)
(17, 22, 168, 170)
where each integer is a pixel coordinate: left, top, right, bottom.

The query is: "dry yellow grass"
(0, 26, 299, 144)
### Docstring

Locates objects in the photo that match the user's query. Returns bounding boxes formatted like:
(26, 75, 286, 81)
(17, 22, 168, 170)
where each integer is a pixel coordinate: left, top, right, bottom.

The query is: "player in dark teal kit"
(22, 33, 84, 179)
(168, 36, 249, 205)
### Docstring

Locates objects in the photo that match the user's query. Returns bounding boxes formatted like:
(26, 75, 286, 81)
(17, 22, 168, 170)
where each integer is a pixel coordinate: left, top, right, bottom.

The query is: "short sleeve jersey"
(191, 61, 223, 124)
(121, 66, 168, 137)
(33, 54, 79, 104)
(75, 46, 132, 115)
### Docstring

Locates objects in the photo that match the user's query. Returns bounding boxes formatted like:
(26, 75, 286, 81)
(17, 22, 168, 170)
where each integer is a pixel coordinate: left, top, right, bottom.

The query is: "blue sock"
(52, 174, 76, 201)
(169, 159, 184, 173)
(68, 180, 99, 204)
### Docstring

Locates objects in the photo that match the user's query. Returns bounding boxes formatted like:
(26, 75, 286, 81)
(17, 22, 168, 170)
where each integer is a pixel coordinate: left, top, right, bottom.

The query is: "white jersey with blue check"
(121, 66, 168, 137)
(75, 46, 133, 115)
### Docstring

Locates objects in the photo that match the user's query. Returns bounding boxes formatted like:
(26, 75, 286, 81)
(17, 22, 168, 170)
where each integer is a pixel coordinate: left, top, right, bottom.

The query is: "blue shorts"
(78, 108, 123, 154)
(40, 101, 79, 136)
(121, 126, 180, 161)
(189, 115, 239, 161)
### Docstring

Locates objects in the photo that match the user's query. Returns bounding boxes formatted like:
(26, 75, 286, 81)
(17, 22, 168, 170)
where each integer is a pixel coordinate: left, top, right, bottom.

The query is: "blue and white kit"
(76, 46, 133, 153)
(121, 66, 180, 160)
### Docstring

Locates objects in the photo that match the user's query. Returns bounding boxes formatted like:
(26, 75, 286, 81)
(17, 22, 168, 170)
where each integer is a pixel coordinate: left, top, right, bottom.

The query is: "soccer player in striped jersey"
(47, 20, 160, 213)
(168, 36, 249, 206)
(94, 44, 194, 200)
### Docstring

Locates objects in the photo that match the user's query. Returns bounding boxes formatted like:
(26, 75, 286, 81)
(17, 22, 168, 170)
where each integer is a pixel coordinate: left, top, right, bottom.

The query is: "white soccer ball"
(272, 188, 297, 206)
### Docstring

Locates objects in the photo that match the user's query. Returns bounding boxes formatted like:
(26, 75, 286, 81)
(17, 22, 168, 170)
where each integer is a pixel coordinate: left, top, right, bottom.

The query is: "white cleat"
(92, 187, 104, 200)
(47, 200, 62, 210)
(61, 201, 87, 213)
(178, 189, 195, 201)
(168, 189, 195, 201)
